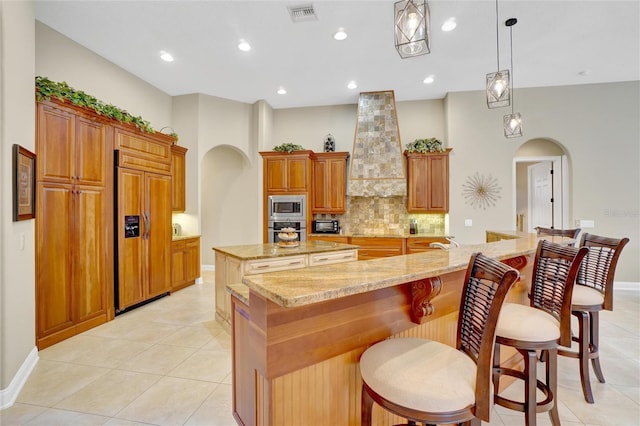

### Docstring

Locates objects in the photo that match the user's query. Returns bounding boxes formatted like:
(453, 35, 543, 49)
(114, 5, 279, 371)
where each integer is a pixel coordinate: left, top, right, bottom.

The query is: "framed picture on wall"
(13, 144, 36, 221)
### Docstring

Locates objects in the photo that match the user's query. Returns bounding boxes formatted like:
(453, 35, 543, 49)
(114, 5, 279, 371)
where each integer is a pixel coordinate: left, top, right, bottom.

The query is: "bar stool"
(493, 240, 588, 426)
(360, 253, 520, 426)
(558, 233, 629, 403)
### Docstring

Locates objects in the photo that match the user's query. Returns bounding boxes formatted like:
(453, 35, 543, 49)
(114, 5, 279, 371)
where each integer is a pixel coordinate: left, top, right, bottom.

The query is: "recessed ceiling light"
(441, 17, 457, 32)
(160, 51, 174, 62)
(578, 70, 591, 76)
(333, 29, 348, 41)
(238, 40, 251, 52)
(347, 81, 358, 90)
(277, 87, 287, 95)
(423, 75, 435, 84)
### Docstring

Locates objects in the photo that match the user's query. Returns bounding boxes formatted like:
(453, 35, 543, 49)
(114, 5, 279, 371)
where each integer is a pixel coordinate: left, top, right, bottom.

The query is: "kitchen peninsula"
(228, 233, 574, 426)
(213, 240, 358, 330)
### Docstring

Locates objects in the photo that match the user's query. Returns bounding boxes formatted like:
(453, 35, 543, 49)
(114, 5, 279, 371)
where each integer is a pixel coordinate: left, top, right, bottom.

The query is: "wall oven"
(268, 195, 306, 221)
(268, 220, 307, 243)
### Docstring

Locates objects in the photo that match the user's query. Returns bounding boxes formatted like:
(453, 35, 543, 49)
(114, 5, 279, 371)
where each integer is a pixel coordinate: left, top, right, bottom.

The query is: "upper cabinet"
(260, 150, 313, 193)
(312, 152, 349, 214)
(405, 149, 452, 213)
(171, 145, 188, 212)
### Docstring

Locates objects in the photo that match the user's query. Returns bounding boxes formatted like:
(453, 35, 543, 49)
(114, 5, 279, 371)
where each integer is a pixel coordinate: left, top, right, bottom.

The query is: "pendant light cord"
(509, 23, 514, 113)
(495, 0, 500, 70)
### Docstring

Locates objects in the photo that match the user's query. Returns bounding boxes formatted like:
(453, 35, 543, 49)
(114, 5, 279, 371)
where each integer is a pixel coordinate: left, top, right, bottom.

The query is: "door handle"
(142, 212, 149, 239)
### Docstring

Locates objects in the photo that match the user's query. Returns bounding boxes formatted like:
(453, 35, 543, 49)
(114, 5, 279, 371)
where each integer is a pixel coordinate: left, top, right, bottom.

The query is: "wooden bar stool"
(493, 240, 588, 426)
(360, 253, 520, 426)
(558, 233, 629, 403)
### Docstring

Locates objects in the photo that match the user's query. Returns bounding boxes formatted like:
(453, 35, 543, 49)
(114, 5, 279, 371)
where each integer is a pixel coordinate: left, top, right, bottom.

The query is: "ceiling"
(34, 1, 640, 109)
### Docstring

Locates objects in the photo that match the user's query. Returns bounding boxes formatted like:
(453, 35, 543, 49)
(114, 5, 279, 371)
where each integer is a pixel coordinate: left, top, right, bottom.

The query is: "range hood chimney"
(348, 91, 406, 197)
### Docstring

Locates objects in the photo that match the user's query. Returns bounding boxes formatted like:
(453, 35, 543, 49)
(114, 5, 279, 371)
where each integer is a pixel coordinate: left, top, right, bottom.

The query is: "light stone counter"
(212, 240, 359, 260)
(242, 233, 574, 308)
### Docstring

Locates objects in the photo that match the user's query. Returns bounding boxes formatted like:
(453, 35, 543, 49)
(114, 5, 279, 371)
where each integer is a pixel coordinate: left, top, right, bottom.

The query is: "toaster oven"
(312, 220, 340, 234)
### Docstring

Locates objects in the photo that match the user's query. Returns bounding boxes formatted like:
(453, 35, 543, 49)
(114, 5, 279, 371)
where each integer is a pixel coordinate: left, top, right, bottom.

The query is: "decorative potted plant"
(273, 143, 305, 153)
(405, 137, 445, 153)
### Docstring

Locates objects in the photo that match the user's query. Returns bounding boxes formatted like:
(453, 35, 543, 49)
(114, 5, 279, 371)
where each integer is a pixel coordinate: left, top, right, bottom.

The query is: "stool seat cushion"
(360, 338, 477, 413)
(497, 303, 560, 342)
(572, 284, 604, 307)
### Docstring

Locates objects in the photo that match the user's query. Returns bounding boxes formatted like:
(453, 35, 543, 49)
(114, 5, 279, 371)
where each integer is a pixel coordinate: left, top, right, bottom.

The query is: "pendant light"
(394, 0, 430, 58)
(503, 18, 522, 138)
(486, 0, 510, 108)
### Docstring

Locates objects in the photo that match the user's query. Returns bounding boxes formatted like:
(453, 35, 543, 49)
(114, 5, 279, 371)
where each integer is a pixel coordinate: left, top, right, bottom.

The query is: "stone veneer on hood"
(348, 91, 406, 197)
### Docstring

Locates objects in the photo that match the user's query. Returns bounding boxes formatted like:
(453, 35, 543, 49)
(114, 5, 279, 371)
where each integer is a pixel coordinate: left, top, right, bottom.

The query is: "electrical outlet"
(578, 220, 595, 228)
(464, 219, 473, 227)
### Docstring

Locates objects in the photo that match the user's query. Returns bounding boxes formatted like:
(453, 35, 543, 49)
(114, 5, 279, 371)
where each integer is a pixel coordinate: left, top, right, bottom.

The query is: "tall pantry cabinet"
(36, 100, 114, 350)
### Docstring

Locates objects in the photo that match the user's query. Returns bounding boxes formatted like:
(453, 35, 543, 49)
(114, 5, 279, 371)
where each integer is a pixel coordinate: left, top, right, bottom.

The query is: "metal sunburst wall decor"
(462, 172, 502, 210)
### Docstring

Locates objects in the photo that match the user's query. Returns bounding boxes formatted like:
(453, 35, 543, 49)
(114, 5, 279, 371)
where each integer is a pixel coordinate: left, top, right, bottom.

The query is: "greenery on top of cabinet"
(273, 143, 305, 153)
(405, 138, 445, 153)
(35, 76, 177, 138)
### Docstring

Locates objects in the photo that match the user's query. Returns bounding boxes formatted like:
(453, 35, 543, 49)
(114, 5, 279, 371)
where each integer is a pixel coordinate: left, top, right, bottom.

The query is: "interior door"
(146, 172, 172, 298)
(528, 161, 553, 231)
(117, 168, 145, 310)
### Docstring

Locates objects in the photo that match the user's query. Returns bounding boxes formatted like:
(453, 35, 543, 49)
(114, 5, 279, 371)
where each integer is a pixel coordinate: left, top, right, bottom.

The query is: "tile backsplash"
(315, 196, 445, 235)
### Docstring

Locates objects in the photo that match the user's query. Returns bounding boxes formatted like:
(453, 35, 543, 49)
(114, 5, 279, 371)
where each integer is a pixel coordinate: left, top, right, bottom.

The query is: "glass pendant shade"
(503, 112, 523, 138)
(394, 0, 430, 58)
(486, 69, 510, 108)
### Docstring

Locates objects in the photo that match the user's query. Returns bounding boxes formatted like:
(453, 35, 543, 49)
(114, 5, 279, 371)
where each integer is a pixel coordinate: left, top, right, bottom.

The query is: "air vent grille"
(287, 4, 318, 22)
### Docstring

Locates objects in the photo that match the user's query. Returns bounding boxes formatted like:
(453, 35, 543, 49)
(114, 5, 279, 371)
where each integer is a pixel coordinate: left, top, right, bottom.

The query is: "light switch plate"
(464, 219, 473, 227)
(578, 219, 595, 228)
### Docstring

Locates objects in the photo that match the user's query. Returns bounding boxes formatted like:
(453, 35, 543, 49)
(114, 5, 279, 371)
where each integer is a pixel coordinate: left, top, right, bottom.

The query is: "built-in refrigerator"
(115, 151, 172, 313)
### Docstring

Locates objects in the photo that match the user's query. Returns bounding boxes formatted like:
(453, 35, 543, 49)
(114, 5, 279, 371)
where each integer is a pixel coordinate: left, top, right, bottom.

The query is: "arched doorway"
(512, 138, 570, 232)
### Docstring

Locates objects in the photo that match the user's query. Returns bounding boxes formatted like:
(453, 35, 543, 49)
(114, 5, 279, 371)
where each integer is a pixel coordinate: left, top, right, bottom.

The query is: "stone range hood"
(348, 91, 407, 197)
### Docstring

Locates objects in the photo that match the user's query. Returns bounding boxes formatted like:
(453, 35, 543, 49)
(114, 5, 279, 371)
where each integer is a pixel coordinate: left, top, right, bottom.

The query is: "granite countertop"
(309, 233, 453, 239)
(172, 234, 201, 241)
(213, 240, 359, 260)
(242, 233, 574, 309)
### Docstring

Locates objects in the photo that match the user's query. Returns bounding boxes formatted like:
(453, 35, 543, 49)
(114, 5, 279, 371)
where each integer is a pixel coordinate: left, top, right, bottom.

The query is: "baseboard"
(0, 346, 39, 409)
(616, 281, 639, 291)
(201, 264, 214, 271)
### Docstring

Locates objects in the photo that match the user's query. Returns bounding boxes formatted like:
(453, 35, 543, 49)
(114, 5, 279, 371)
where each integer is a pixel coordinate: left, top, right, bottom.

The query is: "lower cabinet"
(350, 237, 405, 260)
(171, 237, 201, 291)
(405, 237, 450, 254)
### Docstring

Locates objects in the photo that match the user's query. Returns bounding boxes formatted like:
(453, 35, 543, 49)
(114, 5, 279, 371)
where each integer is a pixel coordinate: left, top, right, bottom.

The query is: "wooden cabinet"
(171, 145, 187, 212)
(116, 166, 172, 311)
(405, 237, 450, 254)
(35, 100, 113, 350)
(312, 152, 349, 213)
(260, 150, 313, 193)
(405, 149, 451, 213)
(350, 237, 405, 260)
(307, 235, 350, 244)
(171, 237, 200, 291)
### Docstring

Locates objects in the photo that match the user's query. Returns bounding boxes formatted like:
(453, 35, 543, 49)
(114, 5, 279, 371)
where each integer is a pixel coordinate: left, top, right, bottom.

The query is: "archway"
(512, 138, 570, 232)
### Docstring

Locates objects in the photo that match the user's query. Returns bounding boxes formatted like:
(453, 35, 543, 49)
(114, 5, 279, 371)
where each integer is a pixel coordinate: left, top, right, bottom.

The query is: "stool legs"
(493, 343, 559, 426)
(590, 311, 605, 383)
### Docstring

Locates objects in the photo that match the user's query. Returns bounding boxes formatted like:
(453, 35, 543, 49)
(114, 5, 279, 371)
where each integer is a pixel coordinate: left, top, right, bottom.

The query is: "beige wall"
(1, 0, 36, 392)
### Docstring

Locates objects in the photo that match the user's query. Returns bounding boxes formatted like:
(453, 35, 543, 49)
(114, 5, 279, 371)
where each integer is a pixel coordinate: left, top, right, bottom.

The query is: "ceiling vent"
(287, 4, 318, 22)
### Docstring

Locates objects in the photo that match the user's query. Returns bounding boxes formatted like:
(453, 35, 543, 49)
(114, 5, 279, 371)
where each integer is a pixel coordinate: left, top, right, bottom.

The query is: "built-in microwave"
(268, 195, 306, 220)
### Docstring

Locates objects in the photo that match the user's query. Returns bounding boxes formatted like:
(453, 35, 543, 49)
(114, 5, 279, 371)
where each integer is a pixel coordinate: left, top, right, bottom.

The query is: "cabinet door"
(287, 157, 308, 191)
(265, 157, 287, 192)
(426, 155, 448, 212)
(75, 116, 108, 186)
(171, 145, 187, 212)
(75, 185, 109, 321)
(172, 240, 186, 288)
(146, 173, 173, 298)
(312, 159, 328, 211)
(327, 158, 347, 212)
(117, 168, 146, 310)
(37, 103, 75, 183)
(407, 156, 429, 211)
(184, 238, 201, 283)
(36, 182, 74, 337)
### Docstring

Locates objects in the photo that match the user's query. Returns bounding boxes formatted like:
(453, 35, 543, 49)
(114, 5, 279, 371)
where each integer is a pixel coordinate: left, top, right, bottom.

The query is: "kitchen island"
(229, 233, 574, 426)
(213, 240, 359, 330)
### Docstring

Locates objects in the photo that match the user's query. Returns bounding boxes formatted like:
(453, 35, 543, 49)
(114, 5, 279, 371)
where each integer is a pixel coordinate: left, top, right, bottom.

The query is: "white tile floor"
(1, 272, 638, 425)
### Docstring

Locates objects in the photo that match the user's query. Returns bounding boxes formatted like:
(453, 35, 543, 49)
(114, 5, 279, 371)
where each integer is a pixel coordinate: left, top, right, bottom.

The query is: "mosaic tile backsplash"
(316, 196, 445, 236)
